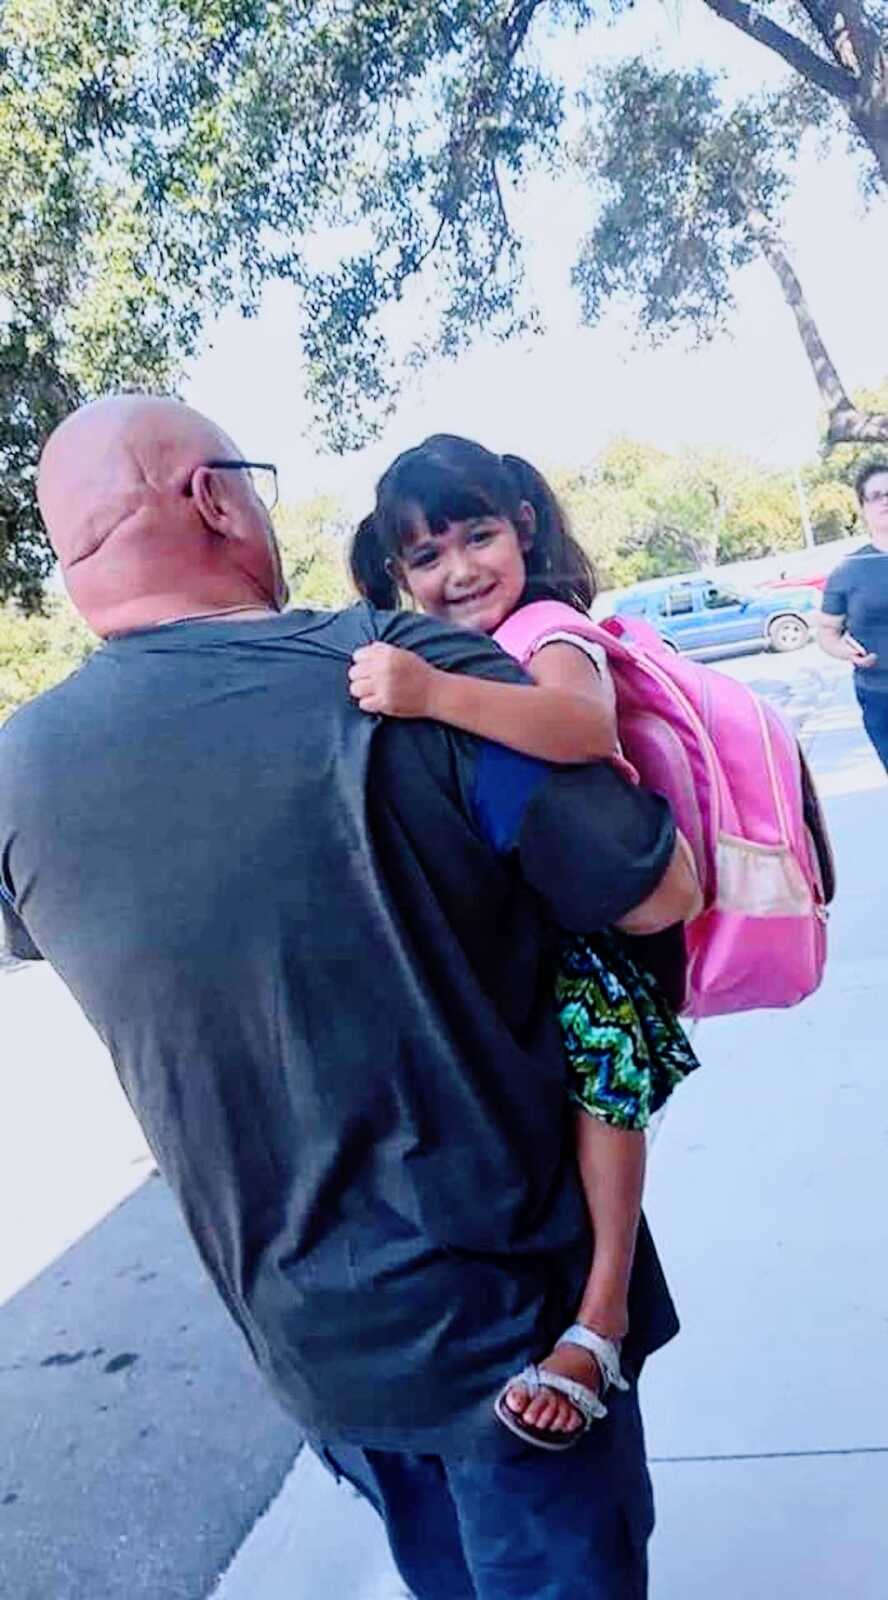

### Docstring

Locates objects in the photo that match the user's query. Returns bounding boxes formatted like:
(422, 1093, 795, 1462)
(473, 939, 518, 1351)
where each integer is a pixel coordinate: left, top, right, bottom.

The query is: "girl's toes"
(562, 1401, 583, 1432)
(520, 1392, 545, 1427)
(552, 1397, 579, 1433)
(505, 1381, 530, 1417)
(532, 1394, 559, 1431)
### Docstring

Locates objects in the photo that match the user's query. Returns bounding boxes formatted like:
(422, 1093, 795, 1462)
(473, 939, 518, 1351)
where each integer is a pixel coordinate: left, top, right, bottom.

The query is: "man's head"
(38, 395, 289, 636)
(855, 460, 888, 550)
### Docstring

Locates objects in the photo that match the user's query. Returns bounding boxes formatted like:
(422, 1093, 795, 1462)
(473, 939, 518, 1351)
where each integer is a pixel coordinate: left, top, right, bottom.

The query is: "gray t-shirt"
(822, 544, 888, 694)
(0, 604, 678, 1454)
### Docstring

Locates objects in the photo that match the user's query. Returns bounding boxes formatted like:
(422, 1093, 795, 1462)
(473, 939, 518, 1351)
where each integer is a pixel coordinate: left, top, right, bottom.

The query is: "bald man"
(0, 396, 694, 1600)
(36, 393, 289, 632)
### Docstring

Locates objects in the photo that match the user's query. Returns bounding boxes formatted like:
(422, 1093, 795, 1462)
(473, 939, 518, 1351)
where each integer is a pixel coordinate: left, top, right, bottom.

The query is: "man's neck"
(104, 603, 280, 639)
(180, 603, 279, 624)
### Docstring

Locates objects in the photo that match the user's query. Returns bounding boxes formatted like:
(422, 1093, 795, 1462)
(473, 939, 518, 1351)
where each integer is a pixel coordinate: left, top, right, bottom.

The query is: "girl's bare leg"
(505, 1114, 645, 1433)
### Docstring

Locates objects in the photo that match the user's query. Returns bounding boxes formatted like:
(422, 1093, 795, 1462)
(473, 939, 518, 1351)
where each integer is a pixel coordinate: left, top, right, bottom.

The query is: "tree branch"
(827, 407, 888, 444)
(701, 0, 854, 101)
(400, 212, 449, 282)
(492, 161, 510, 239)
(502, 0, 550, 55)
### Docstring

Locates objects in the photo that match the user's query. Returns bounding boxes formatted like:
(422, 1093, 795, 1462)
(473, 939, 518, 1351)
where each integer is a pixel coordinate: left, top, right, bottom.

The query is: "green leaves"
(0, 597, 95, 723)
(0, 0, 578, 599)
(273, 494, 352, 607)
(573, 61, 795, 340)
(553, 439, 826, 588)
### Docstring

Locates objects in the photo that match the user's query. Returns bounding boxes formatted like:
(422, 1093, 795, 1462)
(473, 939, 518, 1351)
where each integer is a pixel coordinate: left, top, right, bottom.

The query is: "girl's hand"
(349, 642, 439, 718)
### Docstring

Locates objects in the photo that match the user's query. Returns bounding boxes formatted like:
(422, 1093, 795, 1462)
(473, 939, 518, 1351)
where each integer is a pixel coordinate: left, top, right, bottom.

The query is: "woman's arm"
(816, 611, 877, 668)
(348, 639, 618, 764)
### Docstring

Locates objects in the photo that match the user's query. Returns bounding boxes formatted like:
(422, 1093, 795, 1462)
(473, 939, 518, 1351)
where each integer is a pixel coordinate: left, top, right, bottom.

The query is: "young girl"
(348, 434, 700, 1452)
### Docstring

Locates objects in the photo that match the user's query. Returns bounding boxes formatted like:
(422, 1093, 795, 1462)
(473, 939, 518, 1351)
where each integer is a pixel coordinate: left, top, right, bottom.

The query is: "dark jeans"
(314, 1383, 654, 1600)
(856, 682, 888, 773)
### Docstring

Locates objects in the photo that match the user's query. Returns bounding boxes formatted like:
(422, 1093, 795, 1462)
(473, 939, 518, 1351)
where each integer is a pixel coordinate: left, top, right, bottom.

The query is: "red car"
(758, 572, 826, 592)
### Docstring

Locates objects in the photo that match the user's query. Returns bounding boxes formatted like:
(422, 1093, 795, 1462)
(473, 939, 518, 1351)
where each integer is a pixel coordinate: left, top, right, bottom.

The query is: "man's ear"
(191, 466, 233, 534)
(517, 500, 537, 551)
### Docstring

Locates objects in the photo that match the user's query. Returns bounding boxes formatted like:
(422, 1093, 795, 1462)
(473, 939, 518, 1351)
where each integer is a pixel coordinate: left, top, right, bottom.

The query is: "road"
(1, 641, 886, 1598)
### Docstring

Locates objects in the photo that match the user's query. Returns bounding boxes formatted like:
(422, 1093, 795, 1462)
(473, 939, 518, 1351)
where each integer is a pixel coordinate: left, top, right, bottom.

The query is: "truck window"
(667, 588, 694, 616)
(703, 586, 738, 611)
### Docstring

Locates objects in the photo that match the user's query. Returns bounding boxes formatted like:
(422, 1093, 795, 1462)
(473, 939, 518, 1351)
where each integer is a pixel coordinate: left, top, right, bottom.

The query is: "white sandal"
(493, 1324, 629, 1452)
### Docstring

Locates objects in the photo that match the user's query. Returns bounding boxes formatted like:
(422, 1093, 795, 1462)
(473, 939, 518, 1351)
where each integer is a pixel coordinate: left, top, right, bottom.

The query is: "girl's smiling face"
(398, 509, 532, 635)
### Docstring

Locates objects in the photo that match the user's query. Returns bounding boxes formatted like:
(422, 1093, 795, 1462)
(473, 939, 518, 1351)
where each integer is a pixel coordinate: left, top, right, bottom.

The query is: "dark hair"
(854, 460, 888, 506)
(349, 434, 596, 613)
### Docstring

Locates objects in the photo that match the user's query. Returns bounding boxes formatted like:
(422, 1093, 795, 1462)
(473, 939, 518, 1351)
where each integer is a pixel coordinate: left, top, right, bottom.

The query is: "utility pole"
(794, 466, 815, 551)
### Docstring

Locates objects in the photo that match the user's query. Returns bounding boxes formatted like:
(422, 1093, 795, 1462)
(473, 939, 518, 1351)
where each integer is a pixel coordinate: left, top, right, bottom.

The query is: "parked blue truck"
(612, 575, 819, 657)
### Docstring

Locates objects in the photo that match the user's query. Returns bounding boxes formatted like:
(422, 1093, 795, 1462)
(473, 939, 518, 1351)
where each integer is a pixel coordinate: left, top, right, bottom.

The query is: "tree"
(574, 60, 888, 449)
(1, 0, 591, 604)
(0, 0, 207, 609)
(718, 473, 802, 561)
(555, 438, 808, 587)
(806, 479, 860, 542)
(698, 0, 888, 185)
(0, 598, 94, 724)
(274, 496, 353, 608)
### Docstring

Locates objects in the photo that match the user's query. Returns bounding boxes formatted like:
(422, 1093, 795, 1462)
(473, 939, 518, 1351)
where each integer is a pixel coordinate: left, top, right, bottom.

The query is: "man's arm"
(374, 606, 699, 930)
(473, 747, 699, 934)
(616, 831, 702, 933)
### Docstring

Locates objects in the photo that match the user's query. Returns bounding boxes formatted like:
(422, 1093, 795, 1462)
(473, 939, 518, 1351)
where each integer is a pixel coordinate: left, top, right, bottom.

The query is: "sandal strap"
(508, 1363, 608, 1424)
(556, 1325, 630, 1393)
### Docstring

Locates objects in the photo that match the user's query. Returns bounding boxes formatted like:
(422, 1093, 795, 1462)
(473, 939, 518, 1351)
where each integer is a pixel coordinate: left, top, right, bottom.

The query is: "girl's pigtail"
(501, 453, 597, 613)
(349, 514, 401, 609)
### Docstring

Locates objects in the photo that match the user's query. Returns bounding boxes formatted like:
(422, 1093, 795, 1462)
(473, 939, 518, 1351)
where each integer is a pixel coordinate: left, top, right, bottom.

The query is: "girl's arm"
(348, 639, 617, 765)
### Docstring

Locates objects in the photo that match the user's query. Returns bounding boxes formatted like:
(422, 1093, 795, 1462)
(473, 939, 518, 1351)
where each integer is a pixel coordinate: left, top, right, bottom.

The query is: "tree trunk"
(746, 208, 888, 448)
(851, 104, 888, 188)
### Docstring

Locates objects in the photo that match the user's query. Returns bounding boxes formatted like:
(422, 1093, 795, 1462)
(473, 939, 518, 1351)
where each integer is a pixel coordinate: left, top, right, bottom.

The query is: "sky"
(183, 2, 888, 518)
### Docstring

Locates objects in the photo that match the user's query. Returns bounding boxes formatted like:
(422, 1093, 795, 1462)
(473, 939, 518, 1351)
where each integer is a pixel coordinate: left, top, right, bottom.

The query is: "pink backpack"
(494, 600, 833, 1020)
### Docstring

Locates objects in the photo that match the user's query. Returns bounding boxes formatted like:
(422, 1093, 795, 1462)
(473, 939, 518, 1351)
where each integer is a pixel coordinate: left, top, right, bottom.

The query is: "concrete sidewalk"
(213, 660, 888, 1599)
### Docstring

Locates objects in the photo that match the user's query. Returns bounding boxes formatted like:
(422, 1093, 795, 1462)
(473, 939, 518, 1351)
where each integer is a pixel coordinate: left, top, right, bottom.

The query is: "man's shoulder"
(0, 667, 88, 762)
(288, 602, 527, 684)
(373, 608, 527, 683)
(272, 603, 509, 671)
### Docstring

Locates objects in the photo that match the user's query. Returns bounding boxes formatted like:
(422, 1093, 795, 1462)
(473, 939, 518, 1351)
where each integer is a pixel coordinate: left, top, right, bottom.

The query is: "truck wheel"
(768, 615, 809, 653)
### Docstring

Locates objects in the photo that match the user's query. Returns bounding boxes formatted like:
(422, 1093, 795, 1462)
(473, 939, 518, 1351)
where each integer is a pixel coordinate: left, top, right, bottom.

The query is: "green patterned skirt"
(556, 931, 699, 1132)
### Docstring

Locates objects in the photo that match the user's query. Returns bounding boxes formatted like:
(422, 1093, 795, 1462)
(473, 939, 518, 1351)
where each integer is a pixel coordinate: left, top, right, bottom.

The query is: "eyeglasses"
(863, 489, 888, 506)
(204, 460, 279, 512)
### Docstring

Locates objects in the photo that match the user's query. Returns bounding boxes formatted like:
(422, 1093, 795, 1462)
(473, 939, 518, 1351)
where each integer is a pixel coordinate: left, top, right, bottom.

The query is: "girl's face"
(397, 510, 530, 634)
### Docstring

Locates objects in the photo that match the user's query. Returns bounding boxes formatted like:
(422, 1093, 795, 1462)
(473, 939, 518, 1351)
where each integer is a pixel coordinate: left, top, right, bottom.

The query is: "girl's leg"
(573, 1113, 645, 1337)
(504, 1114, 645, 1435)
(502, 932, 696, 1436)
